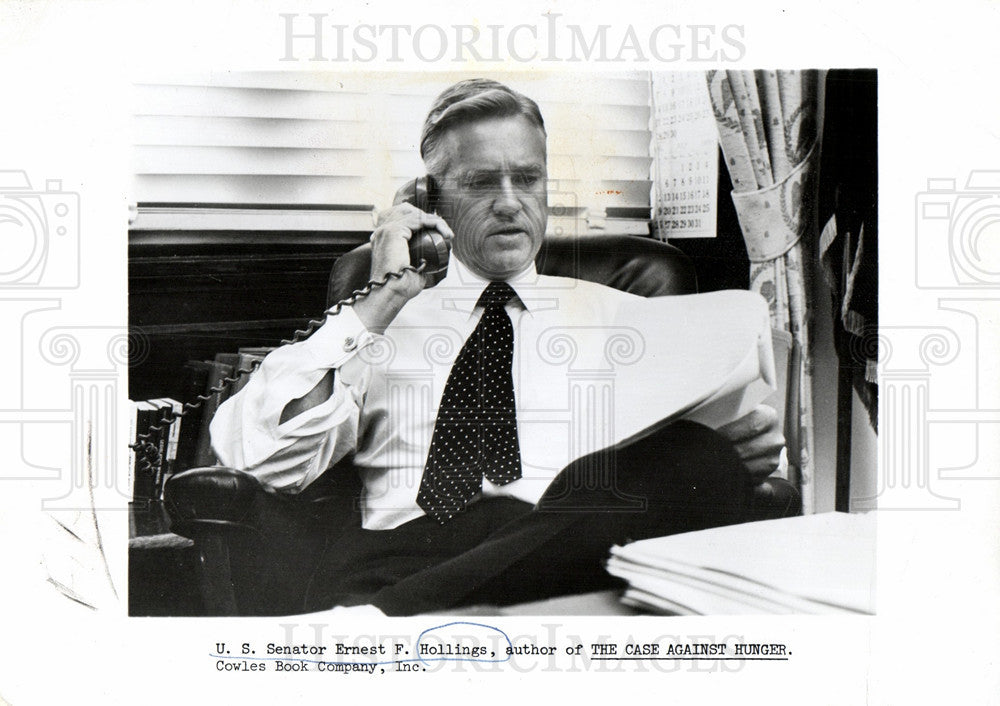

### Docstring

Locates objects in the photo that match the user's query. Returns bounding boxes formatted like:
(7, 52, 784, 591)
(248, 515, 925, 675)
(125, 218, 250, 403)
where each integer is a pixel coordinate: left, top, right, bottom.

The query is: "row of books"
(128, 347, 272, 501)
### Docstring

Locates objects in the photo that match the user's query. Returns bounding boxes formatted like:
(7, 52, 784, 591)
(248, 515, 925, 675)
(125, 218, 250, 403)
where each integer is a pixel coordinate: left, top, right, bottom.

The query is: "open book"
(606, 512, 877, 615)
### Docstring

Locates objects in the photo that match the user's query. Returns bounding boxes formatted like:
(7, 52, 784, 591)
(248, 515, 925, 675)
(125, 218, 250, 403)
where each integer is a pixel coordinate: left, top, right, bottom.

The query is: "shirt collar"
(434, 255, 540, 315)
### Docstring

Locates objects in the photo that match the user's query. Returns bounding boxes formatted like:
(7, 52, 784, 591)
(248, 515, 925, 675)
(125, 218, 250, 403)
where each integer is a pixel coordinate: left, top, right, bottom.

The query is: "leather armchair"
(165, 234, 801, 616)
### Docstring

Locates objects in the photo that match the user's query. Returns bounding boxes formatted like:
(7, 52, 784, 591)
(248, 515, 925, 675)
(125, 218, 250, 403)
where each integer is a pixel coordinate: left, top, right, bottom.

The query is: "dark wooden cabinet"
(128, 230, 368, 401)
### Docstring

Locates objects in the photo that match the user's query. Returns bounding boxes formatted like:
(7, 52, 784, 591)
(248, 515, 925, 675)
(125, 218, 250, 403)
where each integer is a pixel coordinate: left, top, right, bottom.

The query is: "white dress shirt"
(211, 256, 776, 530)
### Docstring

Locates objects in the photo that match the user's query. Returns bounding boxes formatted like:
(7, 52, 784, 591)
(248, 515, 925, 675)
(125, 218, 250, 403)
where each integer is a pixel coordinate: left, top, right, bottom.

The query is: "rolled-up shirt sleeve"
(210, 306, 377, 493)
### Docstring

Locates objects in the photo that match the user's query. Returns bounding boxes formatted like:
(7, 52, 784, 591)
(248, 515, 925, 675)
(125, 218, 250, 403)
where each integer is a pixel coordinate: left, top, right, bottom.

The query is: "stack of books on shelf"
(605, 512, 876, 615)
(128, 347, 272, 502)
(127, 398, 181, 502)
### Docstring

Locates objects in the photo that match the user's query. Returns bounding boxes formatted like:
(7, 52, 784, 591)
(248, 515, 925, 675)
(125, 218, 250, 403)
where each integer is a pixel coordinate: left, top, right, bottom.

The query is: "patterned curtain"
(704, 70, 827, 514)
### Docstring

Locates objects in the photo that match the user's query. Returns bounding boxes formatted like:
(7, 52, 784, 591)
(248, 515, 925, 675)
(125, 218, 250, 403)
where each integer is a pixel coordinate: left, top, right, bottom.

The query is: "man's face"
(435, 115, 548, 281)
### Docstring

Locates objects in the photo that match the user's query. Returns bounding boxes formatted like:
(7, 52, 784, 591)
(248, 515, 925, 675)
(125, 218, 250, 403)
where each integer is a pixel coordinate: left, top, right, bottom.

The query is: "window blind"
(131, 72, 652, 233)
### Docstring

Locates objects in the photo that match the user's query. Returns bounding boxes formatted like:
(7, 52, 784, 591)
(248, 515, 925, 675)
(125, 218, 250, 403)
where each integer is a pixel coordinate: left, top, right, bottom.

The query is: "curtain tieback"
(731, 140, 822, 263)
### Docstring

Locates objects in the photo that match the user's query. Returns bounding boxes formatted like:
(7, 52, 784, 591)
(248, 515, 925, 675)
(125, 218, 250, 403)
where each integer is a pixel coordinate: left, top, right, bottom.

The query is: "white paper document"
(606, 289, 777, 447)
(607, 511, 877, 615)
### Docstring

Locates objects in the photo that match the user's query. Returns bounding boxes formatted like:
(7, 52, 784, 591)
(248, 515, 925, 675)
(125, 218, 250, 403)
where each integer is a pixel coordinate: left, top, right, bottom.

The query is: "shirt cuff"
(300, 305, 377, 370)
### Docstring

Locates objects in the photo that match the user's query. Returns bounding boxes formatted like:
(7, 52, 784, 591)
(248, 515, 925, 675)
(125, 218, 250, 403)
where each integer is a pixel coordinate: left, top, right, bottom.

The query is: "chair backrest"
(327, 234, 698, 306)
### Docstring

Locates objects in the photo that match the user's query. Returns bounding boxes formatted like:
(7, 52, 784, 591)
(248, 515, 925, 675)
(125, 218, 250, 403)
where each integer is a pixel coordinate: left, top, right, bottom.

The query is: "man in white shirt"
(211, 79, 784, 615)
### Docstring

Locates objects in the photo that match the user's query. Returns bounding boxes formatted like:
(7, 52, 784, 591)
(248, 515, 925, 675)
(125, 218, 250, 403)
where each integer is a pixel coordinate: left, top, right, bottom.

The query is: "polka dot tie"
(417, 281, 522, 524)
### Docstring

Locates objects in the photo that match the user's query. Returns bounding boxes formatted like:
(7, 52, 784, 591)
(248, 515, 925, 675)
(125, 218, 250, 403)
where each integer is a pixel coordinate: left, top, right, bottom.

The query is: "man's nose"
(491, 177, 521, 217)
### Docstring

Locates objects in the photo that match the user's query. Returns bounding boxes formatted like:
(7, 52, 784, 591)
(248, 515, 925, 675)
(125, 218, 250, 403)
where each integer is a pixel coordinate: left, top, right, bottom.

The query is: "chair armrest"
(164, 466, 264, 539)
(163, 465, 364, 616)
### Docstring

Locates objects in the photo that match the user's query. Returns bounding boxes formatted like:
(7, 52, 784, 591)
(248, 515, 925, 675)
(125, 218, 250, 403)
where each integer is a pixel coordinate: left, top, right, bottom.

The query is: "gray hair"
(420, 78, 546, 178)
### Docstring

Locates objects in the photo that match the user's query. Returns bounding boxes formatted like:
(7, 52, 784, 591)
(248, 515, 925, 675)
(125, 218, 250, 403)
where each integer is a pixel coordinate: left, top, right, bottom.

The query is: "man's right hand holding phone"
(279, 203, 452, 424)
(354, 203, 453, 333)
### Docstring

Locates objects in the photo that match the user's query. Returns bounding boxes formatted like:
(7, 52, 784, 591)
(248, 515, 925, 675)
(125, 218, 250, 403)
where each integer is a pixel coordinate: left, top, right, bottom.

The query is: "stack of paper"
(606, 512, 876, 615)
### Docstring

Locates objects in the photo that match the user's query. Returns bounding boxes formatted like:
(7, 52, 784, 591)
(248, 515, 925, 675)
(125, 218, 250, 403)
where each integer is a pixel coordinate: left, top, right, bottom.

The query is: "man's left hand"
(717, 405, 786, 482)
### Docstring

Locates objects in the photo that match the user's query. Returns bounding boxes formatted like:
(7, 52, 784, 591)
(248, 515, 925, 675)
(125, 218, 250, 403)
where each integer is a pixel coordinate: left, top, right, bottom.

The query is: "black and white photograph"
(125, 69, 877, 618)
(0, 1, 998, 704)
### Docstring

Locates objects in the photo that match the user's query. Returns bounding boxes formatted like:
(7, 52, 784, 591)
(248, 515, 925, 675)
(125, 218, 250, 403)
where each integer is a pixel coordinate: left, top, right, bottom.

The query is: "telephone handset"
(131, 176, 452, 483)
(400, 175, 450, 287)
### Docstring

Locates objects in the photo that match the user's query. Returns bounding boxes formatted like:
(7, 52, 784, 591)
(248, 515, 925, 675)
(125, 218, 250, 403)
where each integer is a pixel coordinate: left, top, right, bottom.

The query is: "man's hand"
(370, 203, 453, 298)
(717, 404, 786, 482)
(353, 203, 454, 333)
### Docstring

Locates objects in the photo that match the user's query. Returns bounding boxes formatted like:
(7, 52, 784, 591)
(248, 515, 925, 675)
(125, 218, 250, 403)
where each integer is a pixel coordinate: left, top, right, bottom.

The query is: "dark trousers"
(303, 420, 753, 616)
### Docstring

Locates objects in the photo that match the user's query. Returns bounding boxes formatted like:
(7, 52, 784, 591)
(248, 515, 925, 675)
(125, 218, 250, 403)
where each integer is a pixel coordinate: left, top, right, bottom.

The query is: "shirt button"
(343, 336, 357, 352)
